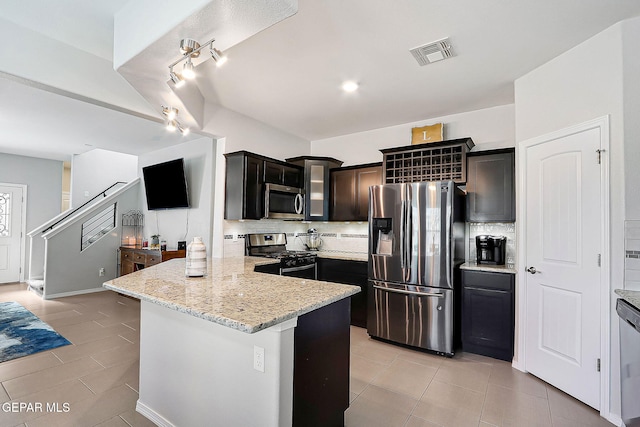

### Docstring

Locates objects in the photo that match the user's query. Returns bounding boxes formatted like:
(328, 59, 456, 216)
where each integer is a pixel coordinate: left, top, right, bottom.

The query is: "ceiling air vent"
(410, 38, 454, 66)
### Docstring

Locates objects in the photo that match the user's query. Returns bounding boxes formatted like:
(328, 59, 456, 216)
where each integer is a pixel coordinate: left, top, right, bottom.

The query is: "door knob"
(526, 266, 537, 274)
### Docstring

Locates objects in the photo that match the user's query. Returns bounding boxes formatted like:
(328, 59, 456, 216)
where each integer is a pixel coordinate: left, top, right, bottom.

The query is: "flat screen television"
(142, 158, 190, 210)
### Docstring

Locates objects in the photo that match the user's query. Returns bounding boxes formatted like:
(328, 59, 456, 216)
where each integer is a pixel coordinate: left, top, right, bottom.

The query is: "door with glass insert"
(0, 185, 24, 283)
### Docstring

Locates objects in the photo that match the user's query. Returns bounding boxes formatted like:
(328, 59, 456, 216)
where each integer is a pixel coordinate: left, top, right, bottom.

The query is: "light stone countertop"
(103, 257, 360, 334)
(615, 289, 640, 311)
(461, 261, 517, 275)
(315, 251, 368, 262)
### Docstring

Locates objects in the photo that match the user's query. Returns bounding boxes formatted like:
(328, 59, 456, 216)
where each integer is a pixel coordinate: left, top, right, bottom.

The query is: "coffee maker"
(476, 235, 507, 265)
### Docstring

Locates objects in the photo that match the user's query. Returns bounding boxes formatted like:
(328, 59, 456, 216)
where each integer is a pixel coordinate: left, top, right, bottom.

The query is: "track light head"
(178, 124, 190, 136)
(166, 120, 178, 132)
(210, 47, 227, 67)
(169, 69, 185, 88)
(182, 59, 195, 80)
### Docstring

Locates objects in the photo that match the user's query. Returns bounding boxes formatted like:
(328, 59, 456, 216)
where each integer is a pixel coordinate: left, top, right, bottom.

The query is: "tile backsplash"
(224, 219, 518, 265)
(625, 221, 640, 290)
(223, 220, 369, 258)
(467, 222, 517, 266)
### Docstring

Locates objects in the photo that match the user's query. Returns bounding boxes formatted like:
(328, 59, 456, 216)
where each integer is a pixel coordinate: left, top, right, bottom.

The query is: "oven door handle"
(373, 285, 445, 298)
(294, 193, 304, 215)
(280, 263, 316, 274)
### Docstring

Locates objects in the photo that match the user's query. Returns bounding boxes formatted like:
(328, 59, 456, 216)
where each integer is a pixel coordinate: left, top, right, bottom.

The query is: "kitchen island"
(103, 256, 359, 427)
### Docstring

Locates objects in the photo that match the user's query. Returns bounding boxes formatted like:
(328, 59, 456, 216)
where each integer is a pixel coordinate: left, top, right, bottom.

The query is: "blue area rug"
(0, 301, 71, 363)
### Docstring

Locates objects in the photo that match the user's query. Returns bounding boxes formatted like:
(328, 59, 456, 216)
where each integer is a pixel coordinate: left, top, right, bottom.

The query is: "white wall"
(43, 183, 140, 298)
(310, 104, 515, 166)
(206, 106, 311, 160)
(514, 21, 626, 422)
(138, 137, 215, 252)
(71, 149, 138, 208)
(0, 153, 63, 279)
(622, 17, 640, 219)
(0, 17, 155, 117)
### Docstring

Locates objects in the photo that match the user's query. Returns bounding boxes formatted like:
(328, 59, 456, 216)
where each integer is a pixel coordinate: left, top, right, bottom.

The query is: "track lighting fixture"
(182, 58, 196, 80)
(169, 69, 185, 88)
(161, 106, 189, 135)
(167, 37, 226, 86)
(210, 47, 227, 66)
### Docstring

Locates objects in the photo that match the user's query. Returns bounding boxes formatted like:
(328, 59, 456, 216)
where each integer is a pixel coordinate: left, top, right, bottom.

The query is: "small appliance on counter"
(305, 228, 322, 251)
(476, 235, 507, 265)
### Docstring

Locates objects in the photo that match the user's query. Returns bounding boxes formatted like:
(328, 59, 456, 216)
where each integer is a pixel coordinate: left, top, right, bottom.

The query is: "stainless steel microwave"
(264, 183, 304, 219)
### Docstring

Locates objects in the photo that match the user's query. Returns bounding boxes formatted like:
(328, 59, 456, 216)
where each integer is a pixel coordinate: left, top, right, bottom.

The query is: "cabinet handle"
(464, 286, 509, 294)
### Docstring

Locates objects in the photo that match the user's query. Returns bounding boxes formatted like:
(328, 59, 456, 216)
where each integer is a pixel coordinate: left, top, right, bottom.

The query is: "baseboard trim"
(43, 287, 108, 300)
(136, 400, 175, 427)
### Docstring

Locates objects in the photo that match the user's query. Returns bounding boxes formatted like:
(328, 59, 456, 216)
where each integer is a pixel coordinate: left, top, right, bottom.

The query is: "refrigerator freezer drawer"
(367, 281, 454, 355)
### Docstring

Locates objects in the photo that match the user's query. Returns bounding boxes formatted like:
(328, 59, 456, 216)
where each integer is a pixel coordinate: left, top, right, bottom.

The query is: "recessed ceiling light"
(342, 81, 359, 93)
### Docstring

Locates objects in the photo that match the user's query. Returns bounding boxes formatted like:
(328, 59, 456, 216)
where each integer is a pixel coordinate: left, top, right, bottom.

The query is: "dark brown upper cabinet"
(466, 148, 515, 222)
(330, 163, 383, 221)
(286, 156, 343, 221)
(264, 161, 303, 188)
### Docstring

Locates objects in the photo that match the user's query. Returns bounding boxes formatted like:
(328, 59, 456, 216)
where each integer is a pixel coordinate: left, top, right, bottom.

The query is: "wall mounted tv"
(142, 158, 190, 210)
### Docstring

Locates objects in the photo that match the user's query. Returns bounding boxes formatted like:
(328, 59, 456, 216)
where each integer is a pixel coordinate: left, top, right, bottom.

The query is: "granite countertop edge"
(103, 257, 359, 334)
(460, 261, 517, 275)
(614, 289, 640, 311)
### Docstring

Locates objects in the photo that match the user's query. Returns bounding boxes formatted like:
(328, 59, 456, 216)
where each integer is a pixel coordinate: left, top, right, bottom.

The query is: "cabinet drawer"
(133, 253, 146, 263)
(462, 270, 513, 291)
(121, 251, 132, 260)
(146, 254, 161, 266)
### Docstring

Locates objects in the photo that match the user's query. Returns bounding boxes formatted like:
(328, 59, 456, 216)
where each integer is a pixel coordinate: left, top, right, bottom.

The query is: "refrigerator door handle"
(403, 199, 412, 281)
(373, 285, 445, 298)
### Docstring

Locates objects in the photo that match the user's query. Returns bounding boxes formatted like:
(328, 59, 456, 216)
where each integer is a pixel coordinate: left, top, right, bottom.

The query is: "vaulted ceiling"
(1, 0, 640, 160)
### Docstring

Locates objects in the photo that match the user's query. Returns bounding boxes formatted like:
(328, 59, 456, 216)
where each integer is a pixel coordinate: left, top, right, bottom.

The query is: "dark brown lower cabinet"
(317, 258, 368, 328)
(461, 270, 515, 361)
(294, 298, 350, 427)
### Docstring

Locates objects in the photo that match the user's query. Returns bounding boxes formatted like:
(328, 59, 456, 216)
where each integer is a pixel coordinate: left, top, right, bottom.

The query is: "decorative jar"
(185, 237, 207, 277)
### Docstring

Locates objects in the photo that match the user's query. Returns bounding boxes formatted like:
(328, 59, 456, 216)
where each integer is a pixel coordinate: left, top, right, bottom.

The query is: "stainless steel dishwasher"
(617, 298, 640, 427)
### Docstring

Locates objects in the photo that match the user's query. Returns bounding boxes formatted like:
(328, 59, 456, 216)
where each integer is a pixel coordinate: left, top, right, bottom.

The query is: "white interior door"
(0, 185, 24, 284)
(524, 126, 602, 409)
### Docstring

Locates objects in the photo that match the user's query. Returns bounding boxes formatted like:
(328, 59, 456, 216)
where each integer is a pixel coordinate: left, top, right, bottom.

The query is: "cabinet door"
(461, 270, 514, 361)
(244, 156, 264, 219)
(354, 166, 382, 220)
(466, 150, 515, 222)
(264, 161, 282, 184)
(282, 164, 303, 187)
(330, 169, 356, 221)
(120, 260, 134, 276)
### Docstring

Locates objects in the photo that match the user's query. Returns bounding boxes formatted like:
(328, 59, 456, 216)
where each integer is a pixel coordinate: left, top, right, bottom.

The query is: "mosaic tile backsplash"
(467, 222, 517, 266)
(223, 220, 369, 259)
(625, 220, 640, 290)
(224, 219, 518, 266)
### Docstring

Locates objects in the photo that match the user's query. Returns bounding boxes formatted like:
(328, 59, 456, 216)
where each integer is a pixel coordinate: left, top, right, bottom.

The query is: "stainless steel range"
(247, 233, 317, 279)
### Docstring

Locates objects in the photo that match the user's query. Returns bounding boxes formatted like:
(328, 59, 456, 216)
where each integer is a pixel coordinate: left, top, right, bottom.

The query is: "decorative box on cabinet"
(286, 156, 343, 221)
(330, 163, 382, 221)
(119, 247, 186, 276)
(461, 269, 514, 361)
(466, 148, 515, 222)
(380, 138, 474, 184)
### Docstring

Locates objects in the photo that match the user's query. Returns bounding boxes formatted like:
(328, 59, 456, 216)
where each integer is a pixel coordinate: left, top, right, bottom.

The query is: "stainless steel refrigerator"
(367, 181, 465, 355)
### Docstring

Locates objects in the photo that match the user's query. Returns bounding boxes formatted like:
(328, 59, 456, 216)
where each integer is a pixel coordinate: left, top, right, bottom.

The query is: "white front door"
(523, 123, 603, 409)
(0, 185, 24, 284)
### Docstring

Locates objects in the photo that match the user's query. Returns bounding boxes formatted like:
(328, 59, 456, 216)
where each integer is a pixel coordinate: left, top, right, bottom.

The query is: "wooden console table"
(119, 247, 186, 276)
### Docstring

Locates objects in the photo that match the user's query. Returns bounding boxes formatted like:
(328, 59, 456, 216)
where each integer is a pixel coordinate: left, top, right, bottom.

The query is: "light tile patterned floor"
(0, 283, 613, 427)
